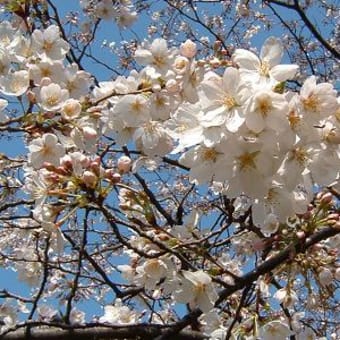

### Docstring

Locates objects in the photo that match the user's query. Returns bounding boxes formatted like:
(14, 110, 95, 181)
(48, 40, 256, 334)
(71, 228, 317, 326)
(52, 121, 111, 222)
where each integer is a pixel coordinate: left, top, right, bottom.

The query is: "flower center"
(302, 94, 319, 112)
(259, 60, 270, 77)
(194, 282, 207, 294)
(131, 100, 143, 112)
(201, 147, 218, 162)
(223, 94, 237, 110)
(288, 111, 301, 130)
(43, 41, 54, 52)
(290, 147, 308, 166)
(237, 151, 258, 170)
(153, 55, 166, 68)
(47, 95, 59, 106)
(257, 98, 272, 117)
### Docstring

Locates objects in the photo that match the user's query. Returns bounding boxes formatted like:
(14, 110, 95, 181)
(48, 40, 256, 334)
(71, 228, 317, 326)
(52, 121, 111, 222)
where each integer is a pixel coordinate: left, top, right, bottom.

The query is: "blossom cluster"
(0, 11, 339, 340)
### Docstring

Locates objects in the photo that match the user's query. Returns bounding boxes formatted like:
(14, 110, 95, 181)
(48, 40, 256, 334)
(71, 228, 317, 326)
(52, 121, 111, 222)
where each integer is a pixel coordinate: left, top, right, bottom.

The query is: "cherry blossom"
(31, 25, 69, 60)
(28, 133, 65, 169)
(233, 36, 299, 85)
(0, 70, 29, 96)
(38, 83, 69, 112)
(99, 299, 137, 325)
(259, 320, 293, 340)
(175, 270, 218, 313)
(0, 3, 338, 340)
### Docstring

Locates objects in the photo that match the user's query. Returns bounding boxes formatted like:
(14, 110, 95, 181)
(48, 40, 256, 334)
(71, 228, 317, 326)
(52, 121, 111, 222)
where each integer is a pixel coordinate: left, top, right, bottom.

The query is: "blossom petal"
(260, 37, 283, 67)
(270, 64, 299, 82)
(232, 48, 260, 71)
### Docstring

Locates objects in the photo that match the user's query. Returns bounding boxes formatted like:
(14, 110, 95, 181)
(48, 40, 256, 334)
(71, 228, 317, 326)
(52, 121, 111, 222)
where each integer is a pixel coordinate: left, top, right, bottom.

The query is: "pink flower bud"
(166, 79, 180, 93)
(321, 192, 333, 204)
(104, 169, 115, 179)
(117, 156, 132, 174)
(79, 155, 90, 168)
(152, 84, 161, 92)
(180, 39, 197, 58)
(55, 166, 69, 175)
(302, 210, 312, 220)
(82, 126, 97, 139)
(82, 170, 97, 188)
(312, 243, 322, 251)
(213, 40, 222, 50)
(334, 268, 340, 281)
(319, 268, 333, 287)
(46, 173, 60, 184)
(40, 77, 52, 86)
(111, 173, 121, 184)
(90, 160, 101, 176)
(296, 231, 305, 239)
(60, 155, 73, 170)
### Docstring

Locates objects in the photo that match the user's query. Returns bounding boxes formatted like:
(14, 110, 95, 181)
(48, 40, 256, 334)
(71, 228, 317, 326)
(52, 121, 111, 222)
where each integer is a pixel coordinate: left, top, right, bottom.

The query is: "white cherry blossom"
(299, 76, 338, 124)
(135, 38, 177, 74)
(39, 83, 69, 112)
(113, 94, 150, 127)
(0, 70, 29, 96)
(259, 320, 293, 340)
(28, 133, 65, 169)
(99, 299, 137, 325)
(175, 270, 218, 313)
(200, 67, 248, 133)
(233, 36, 299, 85)
(245, 90, 289, 133)
(31, 25, 69, 60)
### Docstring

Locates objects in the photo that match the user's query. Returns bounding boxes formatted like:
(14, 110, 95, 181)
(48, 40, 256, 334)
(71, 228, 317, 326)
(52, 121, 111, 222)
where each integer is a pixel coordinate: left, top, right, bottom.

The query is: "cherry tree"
(0, 1, 339, 339)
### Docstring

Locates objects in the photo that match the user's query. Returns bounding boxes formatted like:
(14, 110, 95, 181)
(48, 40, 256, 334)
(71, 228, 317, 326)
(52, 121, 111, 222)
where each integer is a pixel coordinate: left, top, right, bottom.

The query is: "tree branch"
(2, 324, 207, 340)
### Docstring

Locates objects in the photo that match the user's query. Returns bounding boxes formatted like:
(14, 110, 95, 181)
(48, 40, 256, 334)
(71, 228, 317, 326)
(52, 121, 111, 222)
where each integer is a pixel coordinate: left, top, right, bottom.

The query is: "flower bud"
(312, 243, 322, 252)
(328, 213, 339, 220)
(180, 39, 197, 58)
(111, 173, 121, 184)
(82, 126, 97, 139)
(40, 77, 52, 87)
(104, 169, 115, 179)
(90, 160, 101, 176)
(213, 40, 222, 50)
(319, 268, 333, 287)
(117, 156, 132, 174)
(302, 210, 312, 220)
(82, 170, 97, 188)
(60, 155, 73, 170)
(296, 231, 305, 239)
(152, 83, 161, 92)
(79, 154, 90, 168)
(321, 192, 333, 204)
(173, 56, 190, 75)
(55, 166, 69, 175)
(165, 79, 180, 93)
(334, 268, 340, 281)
